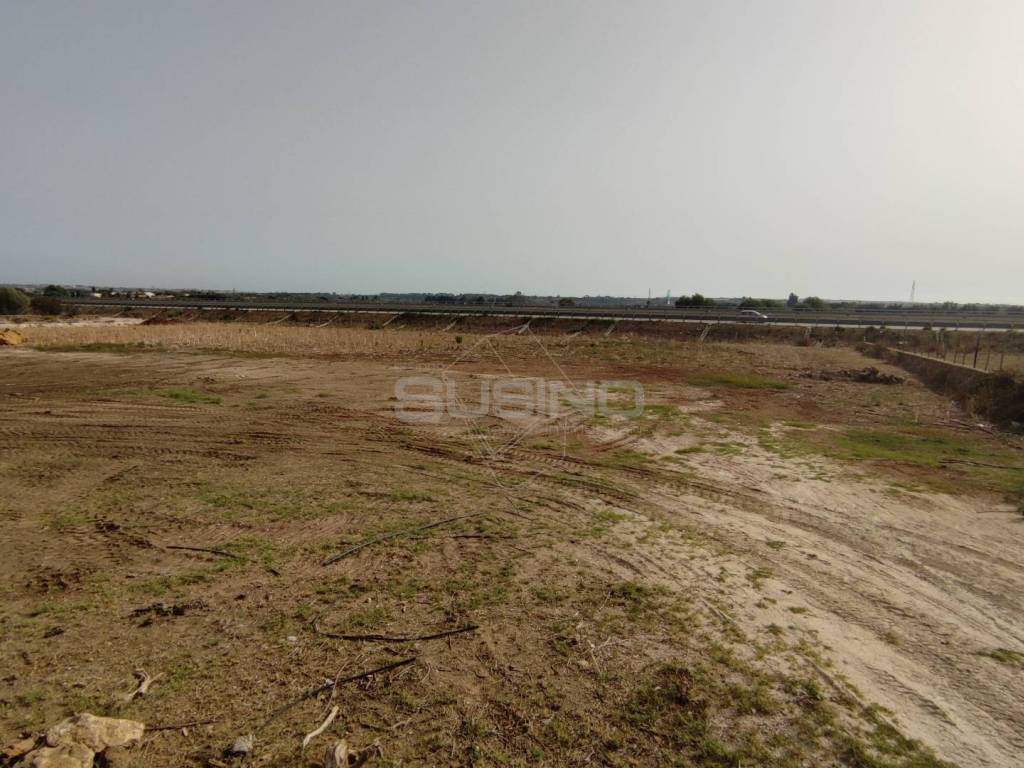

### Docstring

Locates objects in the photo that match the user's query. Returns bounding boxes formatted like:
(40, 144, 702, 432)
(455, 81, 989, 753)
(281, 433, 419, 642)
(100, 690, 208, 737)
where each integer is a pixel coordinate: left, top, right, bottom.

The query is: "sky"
(2, 1, 1023, 303)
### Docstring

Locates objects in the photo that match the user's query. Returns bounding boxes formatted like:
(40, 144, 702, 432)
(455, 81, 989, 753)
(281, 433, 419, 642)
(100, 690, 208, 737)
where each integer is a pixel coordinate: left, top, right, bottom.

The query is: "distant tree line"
(674, 293, 716, 308)
(0, 286, 70, 315)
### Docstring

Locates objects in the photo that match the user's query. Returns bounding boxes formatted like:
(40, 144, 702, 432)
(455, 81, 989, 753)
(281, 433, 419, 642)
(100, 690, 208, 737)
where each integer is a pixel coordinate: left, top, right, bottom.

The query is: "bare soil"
(1, 329, 1022, 767)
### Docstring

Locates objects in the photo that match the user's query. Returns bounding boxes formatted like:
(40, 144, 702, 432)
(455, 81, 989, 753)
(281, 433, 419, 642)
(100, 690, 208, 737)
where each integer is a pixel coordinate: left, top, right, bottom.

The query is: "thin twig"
(165, 545, 241, 559)
(122, 668, 162, 702)
(148, 718, 220, 732)
(314, 624, 478, 643)
(322, 513, 485, 565)
(260, 657, 417, 728)
(301, 705, 339, 751)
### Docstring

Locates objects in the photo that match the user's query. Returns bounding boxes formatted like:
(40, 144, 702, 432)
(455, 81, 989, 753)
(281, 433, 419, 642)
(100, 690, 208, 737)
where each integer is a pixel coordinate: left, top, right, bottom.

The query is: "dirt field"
(2, 324, 1023, 767)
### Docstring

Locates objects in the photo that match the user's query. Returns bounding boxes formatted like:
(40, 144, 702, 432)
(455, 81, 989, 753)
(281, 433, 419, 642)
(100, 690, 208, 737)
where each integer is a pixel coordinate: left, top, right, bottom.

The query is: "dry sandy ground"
(1, 334, 1022, 767)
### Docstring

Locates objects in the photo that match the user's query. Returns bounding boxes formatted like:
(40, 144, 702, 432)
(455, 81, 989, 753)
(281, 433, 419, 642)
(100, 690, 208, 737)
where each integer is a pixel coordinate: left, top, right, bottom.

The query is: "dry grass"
(22, 322, 486, 358)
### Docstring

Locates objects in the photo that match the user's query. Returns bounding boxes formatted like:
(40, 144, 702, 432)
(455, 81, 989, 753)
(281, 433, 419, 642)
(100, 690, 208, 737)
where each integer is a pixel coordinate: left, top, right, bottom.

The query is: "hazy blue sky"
(2, 1, 1023, 302)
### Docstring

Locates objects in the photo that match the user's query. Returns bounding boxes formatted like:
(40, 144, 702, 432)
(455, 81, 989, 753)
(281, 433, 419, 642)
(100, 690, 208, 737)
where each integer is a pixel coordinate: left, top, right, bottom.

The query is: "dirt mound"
(0, 328, 24, 346)
(803, 366, 903, 384)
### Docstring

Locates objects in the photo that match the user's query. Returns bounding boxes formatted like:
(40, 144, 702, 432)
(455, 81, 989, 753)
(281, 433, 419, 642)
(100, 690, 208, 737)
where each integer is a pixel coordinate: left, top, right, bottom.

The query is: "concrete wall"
(872, 346, 1024, 427)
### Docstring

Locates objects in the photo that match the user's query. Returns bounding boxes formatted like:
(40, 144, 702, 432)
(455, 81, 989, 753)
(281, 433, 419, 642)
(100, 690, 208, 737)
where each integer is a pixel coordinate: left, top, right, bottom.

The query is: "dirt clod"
(803, 365, 904, 384)
(0, 329, 23, 346)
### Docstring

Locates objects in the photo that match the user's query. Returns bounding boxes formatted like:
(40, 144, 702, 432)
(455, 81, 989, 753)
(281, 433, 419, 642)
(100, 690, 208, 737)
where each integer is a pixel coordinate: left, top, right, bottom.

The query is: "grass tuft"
(693, 371, 789, 390)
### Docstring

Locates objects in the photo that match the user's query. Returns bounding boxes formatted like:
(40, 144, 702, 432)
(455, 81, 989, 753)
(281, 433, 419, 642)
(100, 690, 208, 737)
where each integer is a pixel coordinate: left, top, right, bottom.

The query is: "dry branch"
(165, 545, 241, 559)
(148, 718, 220, 732)
(321, 513, 485, 565)
(260, 657, 417, 728)
(301, 705, 339, 751)
(314, 623, 478, 643)
(122, 668, 162, 702)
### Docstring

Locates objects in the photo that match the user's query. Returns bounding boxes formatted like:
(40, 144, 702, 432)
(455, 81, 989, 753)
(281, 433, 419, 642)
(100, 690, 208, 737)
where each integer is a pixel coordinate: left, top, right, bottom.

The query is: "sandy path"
(634, 444, 1024, 767)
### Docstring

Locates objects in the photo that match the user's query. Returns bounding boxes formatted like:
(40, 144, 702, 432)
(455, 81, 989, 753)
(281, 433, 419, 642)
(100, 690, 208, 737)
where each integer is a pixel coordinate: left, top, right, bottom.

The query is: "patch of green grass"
(607, 580, 662, 619)
(693, 371, 789, 390)
(643, 404, 682, 418)
(157, 387, 222, 405)
(385, 577, 423, 599)
(385, 490, 436, 503)
(978, 648, 1024, 668)
(120, 383, 222, 404)
(15, 688, 47, 707)
(709, 441, 745, 456)
(832, 429, 965, 466)
(347, 605, 388, 629)
(763, 424, 1024, 494)
(675, 445, 706, 455)
(747, 567, 772, 589)
(223, 536, 278, 569)
(443, 561, 516, 612)
(531, 584, 567, 604)
(314, 576, 350, 596)
(605, 449, 653, 468)
(580, 507, 628, 538)
(132, 566, 221, 597)
(50, 511, 88, 531)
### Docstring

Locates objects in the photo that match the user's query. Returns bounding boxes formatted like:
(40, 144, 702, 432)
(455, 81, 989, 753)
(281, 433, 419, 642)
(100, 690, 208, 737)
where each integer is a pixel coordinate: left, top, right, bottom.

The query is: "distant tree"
(802, 296, 825, 309)
(786, 293, 799, 307)
(762, 299, 781, 308)
(558, 297, 576, 307)
(43, 284, 70, 297)
(0, 287, 30, 314)
(506, 291, 527, 306)
(30, 295, 64, 315)
(739, 297, 765, 309)
(675, 293, 715, 308)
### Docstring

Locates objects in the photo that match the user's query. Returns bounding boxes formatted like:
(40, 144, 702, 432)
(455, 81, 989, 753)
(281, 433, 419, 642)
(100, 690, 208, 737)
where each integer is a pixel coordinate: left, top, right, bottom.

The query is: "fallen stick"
(301, 705, 339, 751)
(148, 718, 220, 732)
(322, 513, 485, 565)
(165, 545, 241, 559)
(315, 624, 478, 643)
(260, 657, 417, 728)
(123, 668, 162, 702)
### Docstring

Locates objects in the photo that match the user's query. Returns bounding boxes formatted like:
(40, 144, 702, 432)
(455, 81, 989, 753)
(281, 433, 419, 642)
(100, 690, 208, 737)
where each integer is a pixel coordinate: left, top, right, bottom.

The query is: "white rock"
(25, 743, 95, 768)
(46, 713, 144, 752)
(228, 734, 254, 755)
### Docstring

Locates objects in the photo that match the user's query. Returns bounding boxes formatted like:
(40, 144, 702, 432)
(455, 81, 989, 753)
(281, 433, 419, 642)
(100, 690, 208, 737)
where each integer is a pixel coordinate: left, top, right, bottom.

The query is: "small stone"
(228, 734, 254, 756)
(25, 743, 95, 768)
(2, 736, 37, 760)
(46, 712, 144, 752)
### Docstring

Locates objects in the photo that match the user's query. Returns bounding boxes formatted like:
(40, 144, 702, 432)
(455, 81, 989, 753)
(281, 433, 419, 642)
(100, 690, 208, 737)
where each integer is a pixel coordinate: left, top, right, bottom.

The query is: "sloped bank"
(870, 345, 1024, 427)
